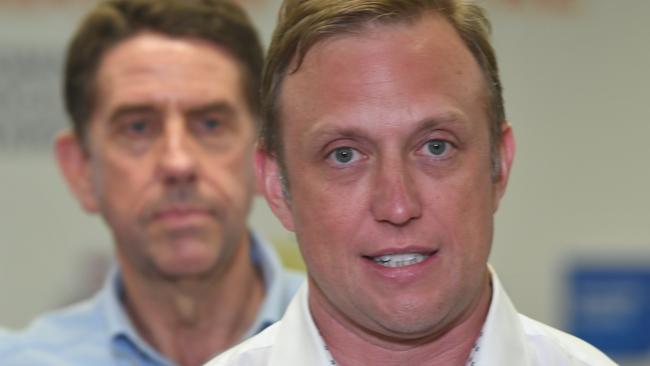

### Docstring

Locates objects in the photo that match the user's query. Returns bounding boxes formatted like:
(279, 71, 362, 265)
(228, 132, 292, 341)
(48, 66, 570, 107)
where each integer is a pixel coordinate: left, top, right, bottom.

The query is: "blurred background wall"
(1, 0, 648, 364)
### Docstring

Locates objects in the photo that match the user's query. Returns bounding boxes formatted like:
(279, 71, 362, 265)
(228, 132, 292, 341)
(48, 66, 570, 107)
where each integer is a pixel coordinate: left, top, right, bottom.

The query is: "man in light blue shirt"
(1, 233, 300, 365)
(0, 328, 8, 348)
(0, 0, 302, 365)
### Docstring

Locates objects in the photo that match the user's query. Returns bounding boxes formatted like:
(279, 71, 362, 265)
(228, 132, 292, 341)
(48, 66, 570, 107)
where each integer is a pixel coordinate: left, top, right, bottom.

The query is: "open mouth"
(364, 251, 436, 268)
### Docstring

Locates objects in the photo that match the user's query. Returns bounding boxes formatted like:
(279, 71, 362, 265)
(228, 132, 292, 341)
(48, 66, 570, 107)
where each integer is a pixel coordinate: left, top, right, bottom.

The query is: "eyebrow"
(308, 111, 468, 141)
(303, 113, 467, 158)
(108, 104, 158, 124)
(410, 113, 469, 136)
(107, 101, 237, 124)
(185, 101, 237, 120)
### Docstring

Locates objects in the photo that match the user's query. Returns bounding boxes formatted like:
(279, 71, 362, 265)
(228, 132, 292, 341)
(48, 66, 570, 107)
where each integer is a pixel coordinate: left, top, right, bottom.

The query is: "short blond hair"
(262, 0, 505, 178)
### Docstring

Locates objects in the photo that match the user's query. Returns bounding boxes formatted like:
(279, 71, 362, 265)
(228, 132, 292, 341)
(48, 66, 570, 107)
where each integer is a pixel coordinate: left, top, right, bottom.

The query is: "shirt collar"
(98, 230, 286, 365)
(268, 266, 534, 366)
(241, 231, 294, 339)
(100, 266, 174, 366)
(268, 283, 331, 365)
(471, 266, 533, 366)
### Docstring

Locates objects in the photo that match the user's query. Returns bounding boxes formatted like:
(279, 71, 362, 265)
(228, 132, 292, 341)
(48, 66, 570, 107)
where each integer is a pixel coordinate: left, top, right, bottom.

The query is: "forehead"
(94, 32, 246, 111)
(278, 13, 488, 135)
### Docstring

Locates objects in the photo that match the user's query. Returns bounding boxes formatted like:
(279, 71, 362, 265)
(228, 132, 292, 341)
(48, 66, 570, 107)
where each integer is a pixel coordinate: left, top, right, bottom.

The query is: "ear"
(255, 148, 295, 232)
(493, 122, 516, 211)
(54, 131, 99, 213)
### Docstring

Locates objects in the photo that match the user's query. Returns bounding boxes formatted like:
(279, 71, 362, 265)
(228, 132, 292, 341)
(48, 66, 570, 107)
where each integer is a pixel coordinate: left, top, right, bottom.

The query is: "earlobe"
(493, 122, 516, 210)
(54, 131, 99, 213)
(254, 149, 295, 232)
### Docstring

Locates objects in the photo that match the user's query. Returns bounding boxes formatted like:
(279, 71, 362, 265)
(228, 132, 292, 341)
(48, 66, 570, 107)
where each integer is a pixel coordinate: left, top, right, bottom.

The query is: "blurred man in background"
(208, 0, 616, 365)
(1, 0, 301, 365)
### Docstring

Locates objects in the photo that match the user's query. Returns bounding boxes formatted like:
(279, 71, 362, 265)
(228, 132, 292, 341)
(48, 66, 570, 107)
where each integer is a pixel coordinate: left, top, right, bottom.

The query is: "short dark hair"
(262, 0, 505, 180)
(64, 0, 263, 141)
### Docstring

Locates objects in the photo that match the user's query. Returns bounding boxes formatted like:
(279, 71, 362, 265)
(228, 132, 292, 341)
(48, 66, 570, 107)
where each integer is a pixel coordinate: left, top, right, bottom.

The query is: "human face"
(68, 33, 256, 279)
(260, 15, 514, 339)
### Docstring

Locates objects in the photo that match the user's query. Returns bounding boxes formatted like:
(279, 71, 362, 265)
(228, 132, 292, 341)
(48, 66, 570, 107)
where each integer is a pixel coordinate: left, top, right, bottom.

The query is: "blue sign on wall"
(568, 264, 650, 356)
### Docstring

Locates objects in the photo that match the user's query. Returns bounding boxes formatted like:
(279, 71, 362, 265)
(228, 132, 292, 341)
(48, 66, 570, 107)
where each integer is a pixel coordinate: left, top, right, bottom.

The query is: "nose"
(158, 118, 197, 186)
(370, 158, 422, 226)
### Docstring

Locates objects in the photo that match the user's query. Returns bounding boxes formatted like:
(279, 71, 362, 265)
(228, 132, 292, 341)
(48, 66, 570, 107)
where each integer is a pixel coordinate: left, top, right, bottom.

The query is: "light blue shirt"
(0, 232, 303, 365)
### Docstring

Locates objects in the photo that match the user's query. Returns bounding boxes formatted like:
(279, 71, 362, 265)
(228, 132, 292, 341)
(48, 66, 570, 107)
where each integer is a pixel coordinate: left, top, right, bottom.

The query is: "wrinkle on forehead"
(276, 12, 493, 181)
(95, 32, 245, 111)
(281, 13, 486, 116)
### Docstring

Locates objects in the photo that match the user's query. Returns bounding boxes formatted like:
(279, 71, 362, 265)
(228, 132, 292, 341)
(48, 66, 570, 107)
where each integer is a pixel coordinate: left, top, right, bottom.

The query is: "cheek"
(417, 157, 495, 242)
(437, 177, 495, 259)
(293, 194, 346, 244)
(89, 156, 124, 205)
(89, 152, 154, 218)
(290, 180, 368, 263)
(202, 149, 256, 211)
(292, 172, 368, 228)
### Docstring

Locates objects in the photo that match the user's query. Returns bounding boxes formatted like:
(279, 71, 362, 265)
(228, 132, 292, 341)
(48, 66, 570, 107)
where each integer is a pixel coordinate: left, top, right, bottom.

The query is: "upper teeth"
(373, 253, 429, 268)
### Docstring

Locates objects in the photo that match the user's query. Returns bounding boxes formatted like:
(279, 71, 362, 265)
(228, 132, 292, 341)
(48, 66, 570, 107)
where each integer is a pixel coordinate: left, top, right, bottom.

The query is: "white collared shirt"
(206, 269, 618, 366)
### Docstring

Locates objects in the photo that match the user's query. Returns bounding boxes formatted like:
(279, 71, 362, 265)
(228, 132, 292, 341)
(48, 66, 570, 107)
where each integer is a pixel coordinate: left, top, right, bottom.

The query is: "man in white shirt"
(207, 0, 617, 365)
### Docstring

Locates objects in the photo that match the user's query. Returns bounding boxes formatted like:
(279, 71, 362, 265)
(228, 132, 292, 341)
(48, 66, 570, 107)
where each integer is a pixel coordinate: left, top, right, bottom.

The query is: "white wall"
(486, 4, 650, 363)
(1, 0, 648, 363)
(489, 0, 650, 326)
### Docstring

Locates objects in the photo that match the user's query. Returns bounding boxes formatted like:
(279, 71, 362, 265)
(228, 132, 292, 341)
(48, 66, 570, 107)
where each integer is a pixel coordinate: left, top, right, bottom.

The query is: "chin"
(362, 297, 453, 339)
(369, 312, 451, 342)
(154, 250, 220, 280)
(363, 311, 443, 341)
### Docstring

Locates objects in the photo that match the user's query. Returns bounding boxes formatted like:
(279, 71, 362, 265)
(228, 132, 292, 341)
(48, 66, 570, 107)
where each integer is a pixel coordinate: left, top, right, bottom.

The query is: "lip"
(150, 206, 212, 225)
(363, 246, 438, 258)
(361, 247, 440, 283)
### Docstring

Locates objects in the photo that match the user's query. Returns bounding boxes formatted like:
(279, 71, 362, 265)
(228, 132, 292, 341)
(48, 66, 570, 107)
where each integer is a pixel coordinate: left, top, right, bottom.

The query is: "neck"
(117, 236, 265, 366)
(312, 273, 492, 366)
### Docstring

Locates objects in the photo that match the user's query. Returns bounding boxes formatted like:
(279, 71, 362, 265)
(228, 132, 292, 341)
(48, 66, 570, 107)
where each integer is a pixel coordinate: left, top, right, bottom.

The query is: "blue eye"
(330, 147, 357, 164)
(127, 120, 150, 134)
(202, 118, 221, 131)
(426, 140, 449, 156)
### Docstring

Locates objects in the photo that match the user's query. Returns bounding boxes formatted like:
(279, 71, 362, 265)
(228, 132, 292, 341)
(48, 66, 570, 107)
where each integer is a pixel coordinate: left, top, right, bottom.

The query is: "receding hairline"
(284, 9, 437, 80)
(94, 30, 252, 89)
(88, 30, 257, 126)
(274, 11, 494, 135)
